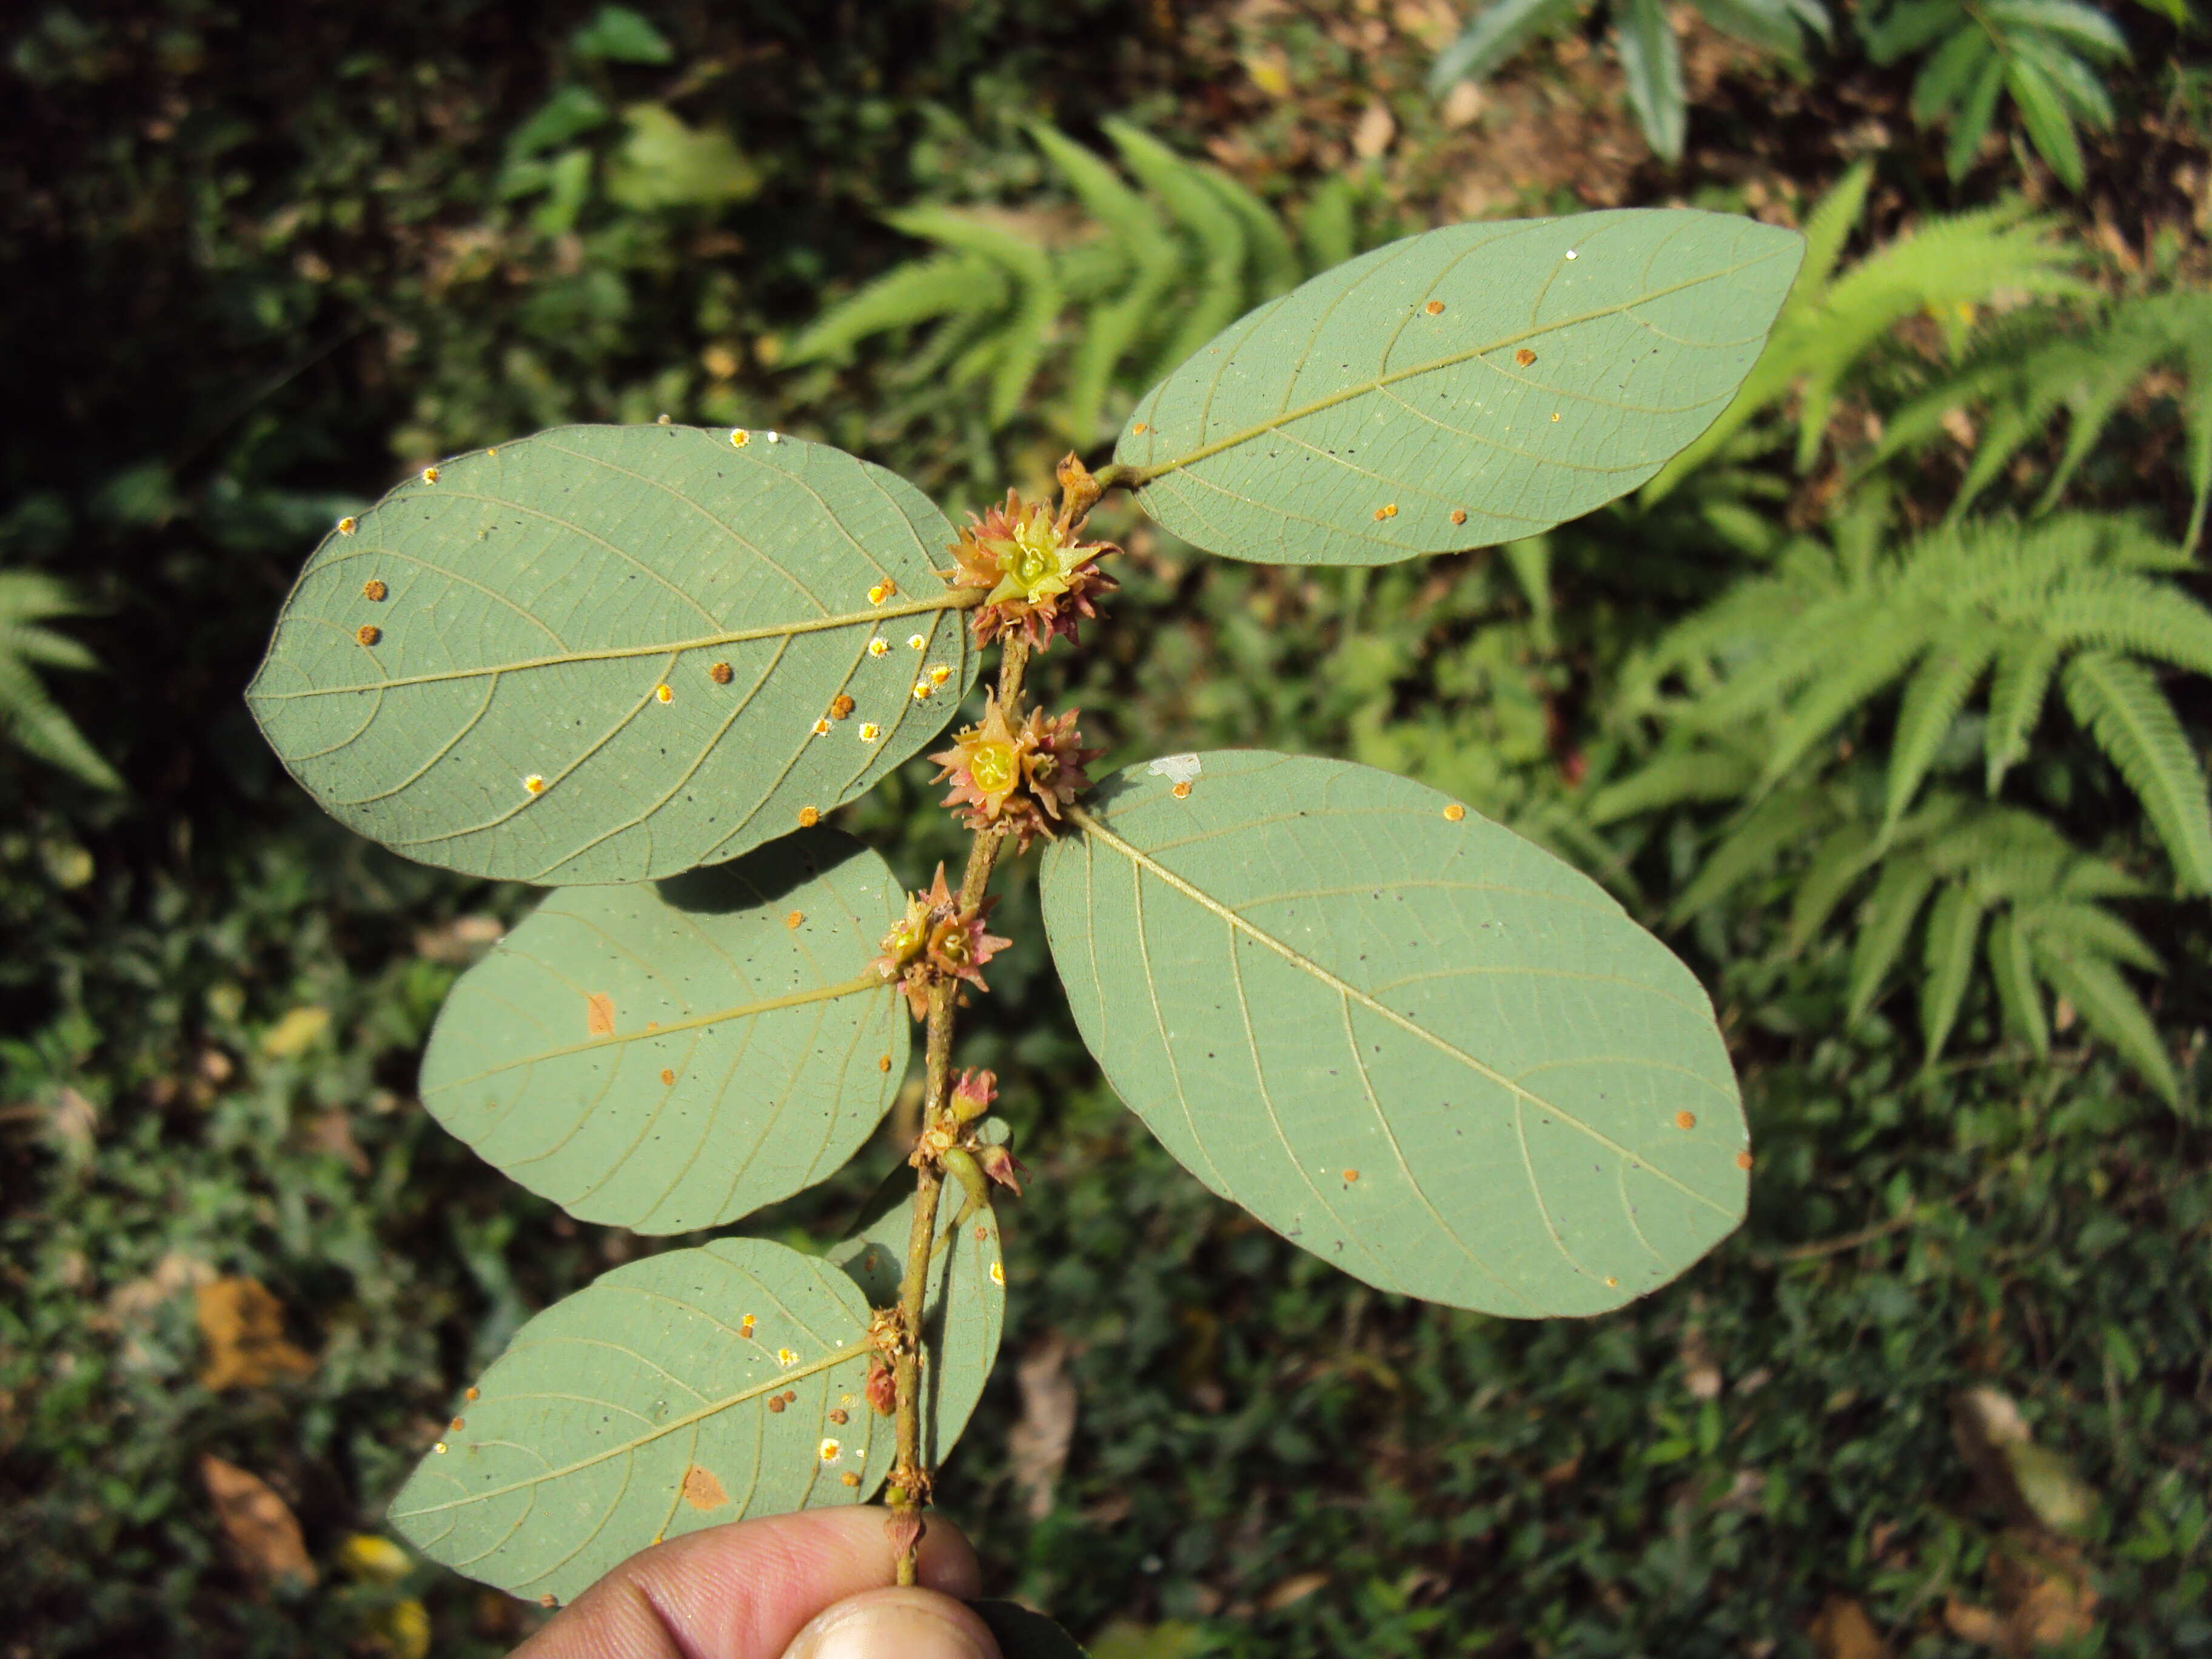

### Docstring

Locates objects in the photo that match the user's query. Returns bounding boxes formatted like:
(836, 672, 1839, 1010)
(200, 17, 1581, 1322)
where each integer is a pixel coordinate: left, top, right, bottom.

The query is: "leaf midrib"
(252, 590, 987, 702)
(394, 1338, 871, 1518)
(1067, 803, 1731, 1219)
(1127, 244, 1794, 483)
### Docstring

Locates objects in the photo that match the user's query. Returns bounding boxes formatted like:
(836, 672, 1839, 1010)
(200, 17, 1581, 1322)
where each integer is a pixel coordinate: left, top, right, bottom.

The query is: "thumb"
(512, 1507, 994, 1659)
(780, 1587, 1003, 1659)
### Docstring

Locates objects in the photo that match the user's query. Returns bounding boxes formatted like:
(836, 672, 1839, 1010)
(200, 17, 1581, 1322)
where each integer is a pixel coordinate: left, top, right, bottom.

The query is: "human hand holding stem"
(880, 456, 1113, 1583)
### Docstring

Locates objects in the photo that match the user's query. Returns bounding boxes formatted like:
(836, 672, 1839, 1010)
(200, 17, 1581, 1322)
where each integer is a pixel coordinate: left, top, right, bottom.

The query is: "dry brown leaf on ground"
(1811, 1595, 1893, 1659)
(201, 1455, 316, 1587)
(196, 1277, 316, 1390)
(1008, 1333, 1077, 1520)
(1259, 1570, 1329, 1612)
(1994, 1533, 2099, 1650)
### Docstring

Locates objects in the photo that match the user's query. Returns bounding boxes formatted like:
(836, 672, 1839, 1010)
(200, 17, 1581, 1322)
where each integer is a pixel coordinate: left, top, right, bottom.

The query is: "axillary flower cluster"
(950, 480, 1118, 654)
(870, 866, 1011, 1022)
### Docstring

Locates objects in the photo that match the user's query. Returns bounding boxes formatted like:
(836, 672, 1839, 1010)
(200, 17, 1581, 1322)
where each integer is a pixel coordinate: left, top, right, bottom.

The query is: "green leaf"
(603, 106, 761, 211)
(973, 1604, 1091, 1658)
(388, 1238, 887, 1603)
(1695, 0, 1820, 59)
(247, 424, 980, 885)
(1429, 0, 1581, 89)
(1668, 788, 1838, 923)
(505, 85, 612, 159)
(570, 5, 676, 64)
(1787, 823, 1880, 950)
(1617, 0, 1689, 162)
(1863, 0, 1969, 61)
(1584, 749, 1761, 826)
(1040, 751, 1746, 1318)
(828, 1181, 1005, 1471)
(1985, 0, 2130, 57)
(418, 830, 907, 1233)
(2061, 651, 2212, 892)
(1117, 210, 1800, 565)
(1919, 882, 1986, 1062)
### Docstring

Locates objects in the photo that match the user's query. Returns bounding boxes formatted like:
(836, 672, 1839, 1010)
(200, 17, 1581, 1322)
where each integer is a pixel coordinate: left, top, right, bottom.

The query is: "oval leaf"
(1114, 211, 1800, 565)
(247, 424, 980, 884)
(419, 829, 907, 1233)
(1039, 751, 1746, 1316)
(389, 1238, 888, 1603)
(829, 1181, 1005, 1469)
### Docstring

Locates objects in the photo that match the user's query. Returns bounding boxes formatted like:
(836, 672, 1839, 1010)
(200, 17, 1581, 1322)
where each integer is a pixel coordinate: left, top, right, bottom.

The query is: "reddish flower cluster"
(913, 1068, 1029, 1199)
(870, 866, 1011, 1021)
(931, 697, 1099, 854)
(950, 487, 1117, 654)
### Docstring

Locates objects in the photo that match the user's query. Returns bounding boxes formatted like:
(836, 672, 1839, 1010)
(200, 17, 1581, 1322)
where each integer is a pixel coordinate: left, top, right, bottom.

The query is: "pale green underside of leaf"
(1115, 210, 1800, 565)
(1039, 752, 1746, 1318)
(418, 831, 908, 1234)
(388, 1238, 888, 1603)
(247, 425, 980, 884)
(829, 1182, 1005, 1470)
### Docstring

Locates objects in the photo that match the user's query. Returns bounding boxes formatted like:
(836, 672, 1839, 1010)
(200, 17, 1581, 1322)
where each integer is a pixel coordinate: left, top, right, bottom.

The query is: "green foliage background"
(3, 1, 2210, 1655)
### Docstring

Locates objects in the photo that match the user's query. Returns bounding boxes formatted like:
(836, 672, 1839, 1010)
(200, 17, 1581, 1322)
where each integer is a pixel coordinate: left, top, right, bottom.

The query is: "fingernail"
(783, 1596, 991, 1659)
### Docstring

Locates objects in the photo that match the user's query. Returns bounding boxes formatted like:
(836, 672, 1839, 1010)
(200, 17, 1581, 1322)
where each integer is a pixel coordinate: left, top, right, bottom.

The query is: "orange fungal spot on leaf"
(786, 911, 803, 929)
(766, 1395, 786, 1413)
(1343, 1168, 1359, 1182)
(1515, 348, 1537, 366)
(1425, 300, 1444, 315)
(830, 695, 855, 720)
(1675, 1110, 1696, 1130)
(1737, 1150, 1755, 1170)
(1171, 780, 1193, 799)
(1133, 421, 1149, 434)
(709, 662, 733, 685)
(828, 1409, 848, 1425)
(586, 992, 616, 1036)
(877, 1054, 892, 1073)
(337, 516, 358, 535)
(1373, 503, 1398, 520)
(660, 1068, 675, 1086)
(465, 1387, 478, 1401)
(799, 806, 820, 827)
(655, 683, 673, 704)
(1443, 803, 1467, 821)
(681, 1466, 729, 1510)
(1450, 508, 1468, 525)
(523, 774, 546, 795)
(420, 467, 439, 484)
(355, 623, 381, 646)
(361, 578, 387, 601)
(841, 1471, 861, 1487)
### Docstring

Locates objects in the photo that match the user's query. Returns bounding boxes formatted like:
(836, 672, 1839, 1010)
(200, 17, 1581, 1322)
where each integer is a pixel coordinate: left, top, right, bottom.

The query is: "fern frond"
(1102, 119, 1248, 373)
(2060, 650, 2212, 892)
(1919, 880, 1986, 1062)
(1756, 622, 1931, 787)
(1669, 789, 1840, 923)
(787, 255, 1008, 364)
(1584, 749, 1761, 825)
(1985, 911, 2050, 1056)
(1787, 822, 1882, 949)
(1848, 856, 1939, 1023)
(2031, 938, 2180, 1104)
(0, 572, 121, 791)
(2040, 572, 2212, 677)
(1983, 634, 2062, 791)
(2019, 899, 2162, 972)
(1883, 637, 1995, 836)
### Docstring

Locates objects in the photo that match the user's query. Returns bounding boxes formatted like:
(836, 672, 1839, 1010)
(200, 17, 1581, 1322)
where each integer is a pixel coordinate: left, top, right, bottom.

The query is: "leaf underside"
(247, 424, 980, 885)
(418, 830, 908, 1233)
(1040, 752, 1746, 1317)
(387, 1238, 888, 1604)
(829, 1181, 1006, 1470)
(1115, 210, 1801, 565)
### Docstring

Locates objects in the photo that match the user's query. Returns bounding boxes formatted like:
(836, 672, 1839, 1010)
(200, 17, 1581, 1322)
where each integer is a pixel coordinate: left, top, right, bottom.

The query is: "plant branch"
(885, 629, 1031, 1583)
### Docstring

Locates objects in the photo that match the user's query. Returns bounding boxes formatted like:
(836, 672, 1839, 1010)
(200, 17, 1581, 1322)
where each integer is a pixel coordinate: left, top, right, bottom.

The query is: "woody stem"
(886, 632, 1031, 1584)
